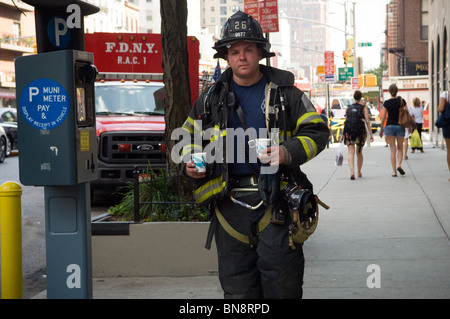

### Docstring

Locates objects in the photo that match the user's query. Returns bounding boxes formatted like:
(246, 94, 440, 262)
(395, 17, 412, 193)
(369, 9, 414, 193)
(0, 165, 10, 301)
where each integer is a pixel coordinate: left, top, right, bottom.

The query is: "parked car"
(330, 97, 354, 119)
(0, 126, 7, 163)
(0, 107, 18, 156)
(366, 102, 381, 133)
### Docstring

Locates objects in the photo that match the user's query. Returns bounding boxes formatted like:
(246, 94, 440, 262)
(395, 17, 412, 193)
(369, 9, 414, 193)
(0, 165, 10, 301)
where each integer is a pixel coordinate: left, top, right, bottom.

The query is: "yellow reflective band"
(181, 144, 202, 157)
(294, 112, 325, 135)
(181, 117, 195, 134)
(279, 130, 292, 138)
(183, 116, 202, 134)
(181, 124, 193, 134)
(209, 126, 225, 142)
(296, 136, 318, 162)
(194, 176, 226, 204)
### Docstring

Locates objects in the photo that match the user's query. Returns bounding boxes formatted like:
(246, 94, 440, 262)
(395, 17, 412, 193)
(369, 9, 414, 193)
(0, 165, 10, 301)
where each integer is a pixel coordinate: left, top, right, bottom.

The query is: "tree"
(160, 0, 191, 174)
(366, 62, 388, 88)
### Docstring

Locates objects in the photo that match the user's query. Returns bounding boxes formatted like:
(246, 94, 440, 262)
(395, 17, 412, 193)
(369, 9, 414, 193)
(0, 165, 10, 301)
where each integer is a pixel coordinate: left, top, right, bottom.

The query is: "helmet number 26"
(234, 21, 247, 31)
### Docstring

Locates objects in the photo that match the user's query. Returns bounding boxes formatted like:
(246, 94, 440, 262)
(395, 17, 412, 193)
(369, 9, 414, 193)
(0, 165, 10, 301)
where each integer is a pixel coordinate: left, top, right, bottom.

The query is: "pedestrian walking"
(409, 97, 425, 153)
(360, 99, 371, 147)
(438, 90, 450, 181)
(180, 11, 329, 299)
(403, 102, 414, 160)
(379, 84, 407, 177)
(342, 90, 373, 179)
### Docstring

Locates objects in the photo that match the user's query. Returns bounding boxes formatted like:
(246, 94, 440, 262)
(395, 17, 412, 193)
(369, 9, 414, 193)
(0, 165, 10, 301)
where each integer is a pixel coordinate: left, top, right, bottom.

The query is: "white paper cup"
(254, 138, 271, 157)
(191, 152, 207, 173)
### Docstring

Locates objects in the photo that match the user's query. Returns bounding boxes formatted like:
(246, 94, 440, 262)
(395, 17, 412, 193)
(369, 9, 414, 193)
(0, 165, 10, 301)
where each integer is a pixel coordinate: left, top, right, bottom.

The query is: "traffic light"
(343, 50, 348, 66)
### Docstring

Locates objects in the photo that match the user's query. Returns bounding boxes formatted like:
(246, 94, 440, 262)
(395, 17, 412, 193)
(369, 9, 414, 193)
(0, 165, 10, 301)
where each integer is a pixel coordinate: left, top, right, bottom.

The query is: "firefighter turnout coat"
(180, 65, 329, 206)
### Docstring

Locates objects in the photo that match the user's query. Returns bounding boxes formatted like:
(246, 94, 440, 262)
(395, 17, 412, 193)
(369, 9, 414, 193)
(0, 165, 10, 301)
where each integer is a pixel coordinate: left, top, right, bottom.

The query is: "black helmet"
(213, 11, 275, 59)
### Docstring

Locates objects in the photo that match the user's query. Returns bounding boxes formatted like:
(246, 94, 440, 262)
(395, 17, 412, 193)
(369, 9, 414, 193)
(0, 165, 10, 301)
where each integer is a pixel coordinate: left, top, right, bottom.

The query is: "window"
(13, 22, 20, 38)
(421, 0, 428, 41)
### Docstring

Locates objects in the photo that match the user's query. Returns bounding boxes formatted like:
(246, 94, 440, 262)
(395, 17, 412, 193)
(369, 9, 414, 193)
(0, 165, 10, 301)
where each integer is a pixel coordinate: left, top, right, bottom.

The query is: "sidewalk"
(34, 135, 450, 299)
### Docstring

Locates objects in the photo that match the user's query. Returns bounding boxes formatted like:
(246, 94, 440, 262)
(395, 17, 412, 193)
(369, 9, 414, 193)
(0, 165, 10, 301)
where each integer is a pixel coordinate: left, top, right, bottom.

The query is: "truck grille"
(99, 131, 166, 164)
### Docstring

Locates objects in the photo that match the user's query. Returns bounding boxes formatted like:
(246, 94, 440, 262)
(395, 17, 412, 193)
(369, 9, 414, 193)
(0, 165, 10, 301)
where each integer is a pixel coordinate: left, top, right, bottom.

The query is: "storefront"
(0, 88, 16, 108)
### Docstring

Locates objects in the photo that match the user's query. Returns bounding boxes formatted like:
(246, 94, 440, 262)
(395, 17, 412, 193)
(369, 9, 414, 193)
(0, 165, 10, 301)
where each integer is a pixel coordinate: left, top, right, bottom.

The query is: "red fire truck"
(85, 33, 199, 192)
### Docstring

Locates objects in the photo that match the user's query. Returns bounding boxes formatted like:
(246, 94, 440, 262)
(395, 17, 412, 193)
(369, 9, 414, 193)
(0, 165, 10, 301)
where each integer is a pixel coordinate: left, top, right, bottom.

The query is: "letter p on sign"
(29, 87, 39, 102)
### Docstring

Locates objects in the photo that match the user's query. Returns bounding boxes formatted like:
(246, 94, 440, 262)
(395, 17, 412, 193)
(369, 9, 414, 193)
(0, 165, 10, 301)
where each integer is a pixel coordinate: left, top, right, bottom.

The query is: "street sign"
(338, 67, 354, 81)
(358, 42, 372, 47)
(325, 74, 336, 83)
(317, 65, 324, 75)
(324, 51, 334, 75)
(351, 77, 360, 89)
(244, 0, 279, 33)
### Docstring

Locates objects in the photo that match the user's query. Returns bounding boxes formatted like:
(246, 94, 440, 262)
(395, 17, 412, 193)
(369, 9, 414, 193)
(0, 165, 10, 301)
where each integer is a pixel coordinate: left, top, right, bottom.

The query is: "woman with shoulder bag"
(438, 90, 450, 181)
(379, 84, 407, 177)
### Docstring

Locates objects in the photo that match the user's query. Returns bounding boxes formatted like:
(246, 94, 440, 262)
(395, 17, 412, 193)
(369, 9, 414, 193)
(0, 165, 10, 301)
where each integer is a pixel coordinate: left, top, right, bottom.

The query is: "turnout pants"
(214, 192, 304, 299)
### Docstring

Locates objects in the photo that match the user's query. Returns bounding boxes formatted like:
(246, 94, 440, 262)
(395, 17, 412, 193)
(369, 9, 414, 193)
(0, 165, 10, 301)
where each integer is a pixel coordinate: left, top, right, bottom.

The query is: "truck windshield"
(95, 84, 165, 115)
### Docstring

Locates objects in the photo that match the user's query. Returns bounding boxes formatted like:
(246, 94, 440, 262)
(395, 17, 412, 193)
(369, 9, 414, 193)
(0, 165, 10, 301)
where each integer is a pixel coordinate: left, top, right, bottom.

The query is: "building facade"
(428, 0, 450, 148)
(84, 0, 140, 33)
(278, 0, 330, 81)
(0, 0, 35, 108)
(385, 0, 428, 77)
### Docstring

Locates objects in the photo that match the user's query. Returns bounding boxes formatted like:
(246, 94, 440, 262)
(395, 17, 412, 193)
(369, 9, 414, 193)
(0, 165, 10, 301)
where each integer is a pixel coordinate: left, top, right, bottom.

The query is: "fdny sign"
(85, 32, 200, 105)
(85, 33, 163, 73)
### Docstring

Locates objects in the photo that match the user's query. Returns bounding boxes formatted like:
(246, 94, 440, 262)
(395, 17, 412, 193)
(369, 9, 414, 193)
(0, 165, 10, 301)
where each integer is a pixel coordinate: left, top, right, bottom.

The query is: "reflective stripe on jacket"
(181, 65, 329, 206)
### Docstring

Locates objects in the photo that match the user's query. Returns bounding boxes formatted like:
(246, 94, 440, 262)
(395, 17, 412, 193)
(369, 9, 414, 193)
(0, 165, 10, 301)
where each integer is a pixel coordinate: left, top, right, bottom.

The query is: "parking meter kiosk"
(16, 50, 97, 186)
(15, 0, 99, 299)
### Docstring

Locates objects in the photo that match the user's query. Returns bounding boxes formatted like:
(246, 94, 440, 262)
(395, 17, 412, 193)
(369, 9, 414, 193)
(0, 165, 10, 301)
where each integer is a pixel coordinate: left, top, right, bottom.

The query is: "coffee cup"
(191, 152, 207, 173)
(254, 138, 271, 157)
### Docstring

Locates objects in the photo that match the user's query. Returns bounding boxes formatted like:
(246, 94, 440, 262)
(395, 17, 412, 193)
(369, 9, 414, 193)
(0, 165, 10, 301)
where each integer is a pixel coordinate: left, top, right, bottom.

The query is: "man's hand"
(258, 145, 285, 166)
(185, 160, 206, 179)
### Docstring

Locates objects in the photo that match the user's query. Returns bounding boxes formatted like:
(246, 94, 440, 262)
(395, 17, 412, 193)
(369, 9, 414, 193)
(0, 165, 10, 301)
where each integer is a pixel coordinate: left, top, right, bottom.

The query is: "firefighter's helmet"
(213, 11, 275, 59)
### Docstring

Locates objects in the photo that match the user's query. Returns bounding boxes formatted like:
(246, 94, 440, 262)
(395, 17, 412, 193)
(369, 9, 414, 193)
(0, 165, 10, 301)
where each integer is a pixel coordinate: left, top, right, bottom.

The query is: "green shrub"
(108, 167, 208, 222)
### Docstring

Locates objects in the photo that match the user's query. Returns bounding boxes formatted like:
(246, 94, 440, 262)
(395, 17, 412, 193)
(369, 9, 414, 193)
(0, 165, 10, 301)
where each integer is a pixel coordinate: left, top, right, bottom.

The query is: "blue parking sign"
(47, 16, 71, 49)
(19, 78, 70, 130)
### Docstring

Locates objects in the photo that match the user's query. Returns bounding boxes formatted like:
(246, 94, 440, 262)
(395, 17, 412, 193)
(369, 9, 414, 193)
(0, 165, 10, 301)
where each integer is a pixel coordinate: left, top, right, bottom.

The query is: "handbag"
(398, 98, 413, 128)
(435, 102, 450, 128)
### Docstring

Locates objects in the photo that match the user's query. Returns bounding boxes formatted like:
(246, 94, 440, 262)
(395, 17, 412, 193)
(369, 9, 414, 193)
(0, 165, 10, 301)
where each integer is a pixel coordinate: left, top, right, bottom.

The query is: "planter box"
(92, 221, 218, 277)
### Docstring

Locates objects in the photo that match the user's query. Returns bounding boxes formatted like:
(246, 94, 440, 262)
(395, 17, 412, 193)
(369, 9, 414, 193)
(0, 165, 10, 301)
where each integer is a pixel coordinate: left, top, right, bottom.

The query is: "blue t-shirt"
(227, 76, 268, 176)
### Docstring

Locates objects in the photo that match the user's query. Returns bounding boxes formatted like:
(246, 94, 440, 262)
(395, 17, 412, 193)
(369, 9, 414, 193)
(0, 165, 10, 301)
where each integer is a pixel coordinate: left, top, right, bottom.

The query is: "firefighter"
(180, 11, 329, 299)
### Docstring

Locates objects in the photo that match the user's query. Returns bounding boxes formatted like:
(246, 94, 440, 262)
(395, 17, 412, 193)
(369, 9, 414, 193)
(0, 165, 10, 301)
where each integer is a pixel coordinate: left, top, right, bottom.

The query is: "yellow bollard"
(0, 182, 23, 299)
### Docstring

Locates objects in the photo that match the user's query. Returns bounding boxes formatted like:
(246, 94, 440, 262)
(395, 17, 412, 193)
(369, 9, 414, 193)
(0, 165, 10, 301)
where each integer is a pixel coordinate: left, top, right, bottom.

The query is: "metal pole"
(265, 33, 271, 66)
(352, 1, 358, 76)
(133, 166, 140, 223)
(44, 183, 93, 299)
(0, 182, 23, 299)
(326, 83, 332, 148)
(344, 1, 348, 51)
